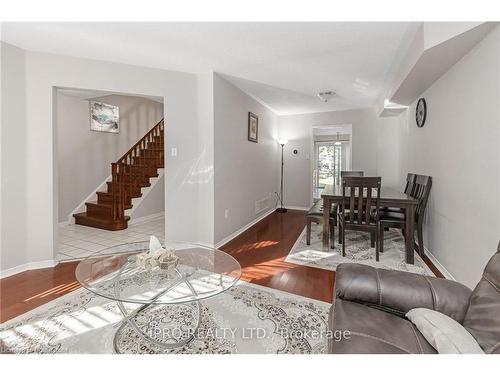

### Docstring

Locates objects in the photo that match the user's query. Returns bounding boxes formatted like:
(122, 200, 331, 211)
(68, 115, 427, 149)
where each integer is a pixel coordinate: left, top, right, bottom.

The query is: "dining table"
(321, 184, 419, 264)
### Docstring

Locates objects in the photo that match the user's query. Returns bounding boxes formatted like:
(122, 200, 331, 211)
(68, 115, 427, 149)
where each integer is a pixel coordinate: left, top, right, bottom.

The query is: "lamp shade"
(277, 138, 288, 145)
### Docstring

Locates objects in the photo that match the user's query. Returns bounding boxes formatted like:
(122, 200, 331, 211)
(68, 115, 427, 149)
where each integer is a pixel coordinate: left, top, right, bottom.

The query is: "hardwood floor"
(0, 210, 442, 323)
(220, 210, 335, 303)
(0, 261, 80, 323)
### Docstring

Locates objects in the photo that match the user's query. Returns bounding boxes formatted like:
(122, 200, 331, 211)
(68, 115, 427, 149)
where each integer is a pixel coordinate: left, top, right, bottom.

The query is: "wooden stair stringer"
(125, 168, 165, 219)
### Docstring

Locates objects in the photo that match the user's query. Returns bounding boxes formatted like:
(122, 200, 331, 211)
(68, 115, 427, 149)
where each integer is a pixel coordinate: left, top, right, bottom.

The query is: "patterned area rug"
(0, 281, 330, 354)
(285, 223, 433, 276)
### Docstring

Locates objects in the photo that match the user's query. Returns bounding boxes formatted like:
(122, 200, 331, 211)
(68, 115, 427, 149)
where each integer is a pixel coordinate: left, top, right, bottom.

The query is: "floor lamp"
(276, 139, 288, 213)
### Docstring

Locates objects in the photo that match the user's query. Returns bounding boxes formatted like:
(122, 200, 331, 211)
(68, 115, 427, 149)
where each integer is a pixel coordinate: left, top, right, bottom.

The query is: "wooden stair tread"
(75, 118, 164, 232)
(74, 212, 130, 221)
(98, 191, 143, 199)
(86, 201, 132, 210)
(73, 212, 130, 231)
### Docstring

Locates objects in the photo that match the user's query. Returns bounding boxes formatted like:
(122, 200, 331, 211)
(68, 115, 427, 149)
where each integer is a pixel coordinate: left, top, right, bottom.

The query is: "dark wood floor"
(0, 210, 442, 323)
(220, 210, 335, 302)
(0, 261, 80, 323)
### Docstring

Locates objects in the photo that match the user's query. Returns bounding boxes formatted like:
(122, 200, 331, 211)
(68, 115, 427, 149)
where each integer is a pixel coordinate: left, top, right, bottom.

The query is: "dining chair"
(380, 173, 416, 214)
(336, 171, 365, 243)
(378, 174, 432, 259)
(338, 176, 382, 261)
(341, 171, 364, 177)
(306, 200, 337, 248)
(404, 173, 417, 195)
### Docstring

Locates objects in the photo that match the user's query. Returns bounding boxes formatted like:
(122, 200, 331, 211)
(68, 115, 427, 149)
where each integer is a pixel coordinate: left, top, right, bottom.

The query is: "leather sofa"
(328, 244, 500, 354)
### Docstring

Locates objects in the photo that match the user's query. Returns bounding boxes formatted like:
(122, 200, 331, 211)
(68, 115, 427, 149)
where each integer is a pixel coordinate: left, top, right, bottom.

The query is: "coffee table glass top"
(75, 241, 241, 305)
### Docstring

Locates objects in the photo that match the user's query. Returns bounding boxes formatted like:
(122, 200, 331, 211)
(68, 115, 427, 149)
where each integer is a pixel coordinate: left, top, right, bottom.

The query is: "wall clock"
(416, 98, 427, 128)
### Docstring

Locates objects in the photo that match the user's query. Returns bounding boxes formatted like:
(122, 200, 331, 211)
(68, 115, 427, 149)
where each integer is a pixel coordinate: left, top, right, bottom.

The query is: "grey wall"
(195, 72, 215, 245)
(130, 176, 165, 219)
(57, 93, 164, 222)
(390, 26, 500, 287)
(375, 116, 402, 189)
(277, 108, 383, 208)
(214, 74, 279, 243)
(1, 42, 213, 273)
(1, 43, 27, 270)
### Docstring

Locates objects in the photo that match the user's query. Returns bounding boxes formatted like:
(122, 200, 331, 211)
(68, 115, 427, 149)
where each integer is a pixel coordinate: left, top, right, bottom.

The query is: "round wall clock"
(416, 98, 427, 127)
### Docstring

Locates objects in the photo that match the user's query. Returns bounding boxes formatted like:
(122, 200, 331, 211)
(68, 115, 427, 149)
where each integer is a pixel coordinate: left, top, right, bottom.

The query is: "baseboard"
(285, 206, 309, 211)
(216, 208, 275, 248)
(0, 259, 59, 279)
(424, 246, 455, 281)
(128, 211, 165, 225)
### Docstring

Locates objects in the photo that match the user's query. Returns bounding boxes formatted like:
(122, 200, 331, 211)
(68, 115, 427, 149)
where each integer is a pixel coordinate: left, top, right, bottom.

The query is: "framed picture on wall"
(248, 112, 258, 142)
(90, 101, 119, 133)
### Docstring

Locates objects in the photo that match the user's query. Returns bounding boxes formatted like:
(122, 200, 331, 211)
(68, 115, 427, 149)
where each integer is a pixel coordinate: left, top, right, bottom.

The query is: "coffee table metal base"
(113, 269, 202, 353)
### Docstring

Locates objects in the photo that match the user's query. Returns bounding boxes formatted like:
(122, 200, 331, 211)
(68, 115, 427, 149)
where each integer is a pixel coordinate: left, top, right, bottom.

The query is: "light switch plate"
(171, 148, 177, 157)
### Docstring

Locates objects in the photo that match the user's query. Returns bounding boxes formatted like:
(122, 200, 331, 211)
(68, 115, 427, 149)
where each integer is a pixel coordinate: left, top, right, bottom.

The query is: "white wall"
(195, 72, 215, 245)
(379, 26, 500, 287)
(56, 93, 164, 222)
(376, 116, 402, 189)
(130, 177, 165, 219)
(214, 74, 279, 243)
(423, 23, 483, 50)
(1, 42, 214, 273)
(1, 43, 28, 270)
(277, 108, 381, 208)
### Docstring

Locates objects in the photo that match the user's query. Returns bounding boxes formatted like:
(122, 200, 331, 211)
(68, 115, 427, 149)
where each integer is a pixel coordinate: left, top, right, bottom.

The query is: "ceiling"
(2, 22, 418, 115)
(56, 87, 163, 103)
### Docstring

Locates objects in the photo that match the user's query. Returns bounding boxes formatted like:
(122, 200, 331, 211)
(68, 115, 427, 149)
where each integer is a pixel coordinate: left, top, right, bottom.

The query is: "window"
(314, 142, 342, 190)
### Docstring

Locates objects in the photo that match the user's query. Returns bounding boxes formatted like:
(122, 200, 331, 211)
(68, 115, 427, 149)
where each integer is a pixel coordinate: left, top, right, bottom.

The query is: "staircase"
(73, 119, 164, 231)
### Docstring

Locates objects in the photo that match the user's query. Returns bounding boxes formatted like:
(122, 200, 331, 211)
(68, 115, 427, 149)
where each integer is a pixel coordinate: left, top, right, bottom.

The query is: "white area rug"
(285, 223, 433, 276)
(0, 281, 330, 354)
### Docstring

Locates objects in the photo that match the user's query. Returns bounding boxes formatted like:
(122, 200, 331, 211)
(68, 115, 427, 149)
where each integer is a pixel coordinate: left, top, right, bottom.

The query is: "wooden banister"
(111, 119, 164, 222)
(117, 119, 164, 164)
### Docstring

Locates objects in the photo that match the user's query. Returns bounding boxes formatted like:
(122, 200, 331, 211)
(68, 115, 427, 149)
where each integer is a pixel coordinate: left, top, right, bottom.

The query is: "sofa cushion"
(335, 263, 472, 322)
(329, 299, 436, 354)
(463, 250, 500, 354)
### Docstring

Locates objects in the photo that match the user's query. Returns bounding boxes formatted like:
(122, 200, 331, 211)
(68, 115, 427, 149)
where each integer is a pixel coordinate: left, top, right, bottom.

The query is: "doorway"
(311, 125, 352, 201)
(315, 141, 342, 189)
(54, 86, 166, 261)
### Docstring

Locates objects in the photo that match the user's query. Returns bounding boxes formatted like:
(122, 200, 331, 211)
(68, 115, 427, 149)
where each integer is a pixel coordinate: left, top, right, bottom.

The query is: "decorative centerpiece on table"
(134, 236, 180, 277)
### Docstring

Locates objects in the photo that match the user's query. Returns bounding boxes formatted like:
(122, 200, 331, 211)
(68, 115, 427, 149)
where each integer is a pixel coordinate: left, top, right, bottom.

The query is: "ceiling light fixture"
(317, 91, 336, 103)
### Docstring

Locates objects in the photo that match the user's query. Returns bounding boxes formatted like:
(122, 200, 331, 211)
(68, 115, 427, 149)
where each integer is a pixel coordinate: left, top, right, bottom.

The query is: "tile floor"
(57, 215, 165, 261)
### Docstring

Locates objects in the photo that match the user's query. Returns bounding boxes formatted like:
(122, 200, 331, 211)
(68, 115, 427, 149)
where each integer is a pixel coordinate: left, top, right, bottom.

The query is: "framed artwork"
(248, 112, 258, 143)
(90, 101, 119, 133)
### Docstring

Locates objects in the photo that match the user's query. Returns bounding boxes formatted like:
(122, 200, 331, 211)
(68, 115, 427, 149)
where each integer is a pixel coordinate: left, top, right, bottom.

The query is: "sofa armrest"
(335, 263, 472, 323)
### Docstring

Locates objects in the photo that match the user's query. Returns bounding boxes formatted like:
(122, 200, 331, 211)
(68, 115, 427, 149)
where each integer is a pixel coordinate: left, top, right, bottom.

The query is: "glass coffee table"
(75, 241, 241, 353)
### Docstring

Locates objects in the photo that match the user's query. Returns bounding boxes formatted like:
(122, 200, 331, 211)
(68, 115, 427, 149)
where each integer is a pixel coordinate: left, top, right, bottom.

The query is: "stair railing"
(111, 119, 164, 221)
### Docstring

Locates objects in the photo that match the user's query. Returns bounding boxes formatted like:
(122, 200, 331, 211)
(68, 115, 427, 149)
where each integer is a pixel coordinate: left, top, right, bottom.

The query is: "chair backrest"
(463, 245, 500, 353)
(341, 177, 381, 226)
(341, 171, 364, 177)
(404, 173, 416, 195)
(411, 175, 432, 221)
